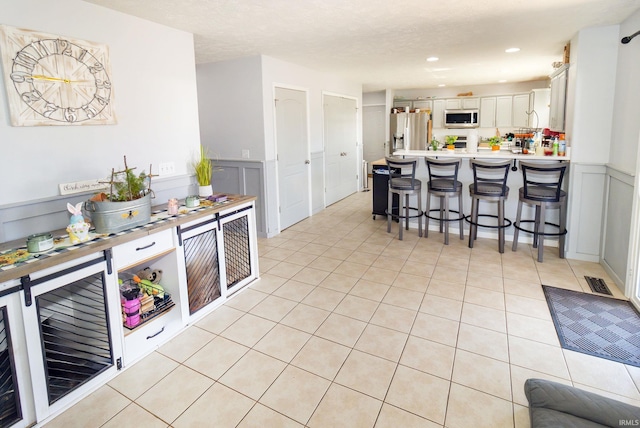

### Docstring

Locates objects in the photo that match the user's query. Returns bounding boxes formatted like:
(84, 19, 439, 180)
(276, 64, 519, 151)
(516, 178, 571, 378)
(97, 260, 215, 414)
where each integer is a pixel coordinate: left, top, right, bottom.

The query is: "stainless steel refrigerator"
(390, 112, 431, 153)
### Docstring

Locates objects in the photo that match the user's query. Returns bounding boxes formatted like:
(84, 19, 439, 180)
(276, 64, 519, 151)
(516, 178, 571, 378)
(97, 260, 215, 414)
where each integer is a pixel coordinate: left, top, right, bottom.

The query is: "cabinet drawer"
(113, 229, 174, 269)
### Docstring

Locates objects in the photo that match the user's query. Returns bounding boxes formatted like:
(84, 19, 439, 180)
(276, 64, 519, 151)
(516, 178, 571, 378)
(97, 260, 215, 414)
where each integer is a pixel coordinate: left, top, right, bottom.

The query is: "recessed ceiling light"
(498, 79, 508, 83)
(505, 47, 520, 53)
(426, 57, 439, 62)
(438, 84, 446, 87)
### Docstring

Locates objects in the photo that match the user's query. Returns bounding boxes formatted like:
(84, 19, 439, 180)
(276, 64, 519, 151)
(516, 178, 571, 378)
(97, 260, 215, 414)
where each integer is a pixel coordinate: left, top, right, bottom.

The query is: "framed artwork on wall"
(0, 25, 116, 126)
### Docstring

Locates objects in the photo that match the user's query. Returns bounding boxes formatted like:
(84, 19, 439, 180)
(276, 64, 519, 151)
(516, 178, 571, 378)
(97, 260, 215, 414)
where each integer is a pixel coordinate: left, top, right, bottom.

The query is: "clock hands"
(28, 74, 89, 84)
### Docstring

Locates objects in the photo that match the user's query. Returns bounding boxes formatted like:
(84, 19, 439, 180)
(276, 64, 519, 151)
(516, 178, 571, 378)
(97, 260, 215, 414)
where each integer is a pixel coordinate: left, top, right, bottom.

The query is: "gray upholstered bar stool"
(424, 158, 464, 245)
(386, 157, 422, 240)
(466, 159, 512, 253)
(512, 161, 569, 262)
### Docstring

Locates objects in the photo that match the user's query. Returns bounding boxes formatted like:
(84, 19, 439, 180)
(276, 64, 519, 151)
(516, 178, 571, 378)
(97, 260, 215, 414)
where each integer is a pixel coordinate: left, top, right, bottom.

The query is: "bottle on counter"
(552, 137, 559, 156)
(558, 134, 566, 156)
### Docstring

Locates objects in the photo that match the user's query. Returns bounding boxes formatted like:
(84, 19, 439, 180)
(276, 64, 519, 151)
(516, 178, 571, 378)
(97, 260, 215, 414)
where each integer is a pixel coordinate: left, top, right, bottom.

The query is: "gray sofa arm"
(525, 378, 640, 427)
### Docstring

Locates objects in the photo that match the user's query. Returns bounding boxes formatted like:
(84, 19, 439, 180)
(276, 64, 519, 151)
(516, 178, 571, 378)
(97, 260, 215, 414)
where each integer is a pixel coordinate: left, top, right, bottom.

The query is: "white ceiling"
(84, 0, 640, 92)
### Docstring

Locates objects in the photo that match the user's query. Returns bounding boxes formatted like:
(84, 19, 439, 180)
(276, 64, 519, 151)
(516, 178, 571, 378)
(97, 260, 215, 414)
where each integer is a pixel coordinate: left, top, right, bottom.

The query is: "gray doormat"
(543, 285, 640, 368)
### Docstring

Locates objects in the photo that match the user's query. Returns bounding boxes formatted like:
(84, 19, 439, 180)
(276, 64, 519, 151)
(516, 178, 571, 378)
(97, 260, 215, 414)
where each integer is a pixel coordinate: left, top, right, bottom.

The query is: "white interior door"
(324, 95, 357, 206)
(275, 87, 310, 230)
(363, 105, 386, 174)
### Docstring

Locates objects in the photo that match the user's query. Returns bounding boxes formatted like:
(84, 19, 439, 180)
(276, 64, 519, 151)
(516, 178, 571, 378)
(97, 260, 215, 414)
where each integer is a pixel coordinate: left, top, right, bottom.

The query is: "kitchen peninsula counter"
(378, 149, 570, 243)
(393, 149, 571, 161)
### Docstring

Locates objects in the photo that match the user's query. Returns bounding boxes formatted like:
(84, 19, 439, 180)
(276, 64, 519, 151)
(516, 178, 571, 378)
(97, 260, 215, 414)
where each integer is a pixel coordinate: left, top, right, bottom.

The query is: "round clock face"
(9, 38, 112, 123)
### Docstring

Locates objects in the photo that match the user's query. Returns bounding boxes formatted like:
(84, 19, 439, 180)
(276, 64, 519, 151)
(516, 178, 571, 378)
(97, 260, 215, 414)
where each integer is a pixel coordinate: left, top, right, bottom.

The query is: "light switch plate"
(242, 149, 250, 159)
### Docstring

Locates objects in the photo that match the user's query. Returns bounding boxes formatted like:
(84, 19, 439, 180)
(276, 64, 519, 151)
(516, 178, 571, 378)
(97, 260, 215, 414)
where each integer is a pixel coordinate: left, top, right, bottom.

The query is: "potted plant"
(430, 138, 439, 151)
(84, 156, 153, 234)
(488, 136, 502, 151)
(193, 145, 213, 197)
(445, 135, 458, 151)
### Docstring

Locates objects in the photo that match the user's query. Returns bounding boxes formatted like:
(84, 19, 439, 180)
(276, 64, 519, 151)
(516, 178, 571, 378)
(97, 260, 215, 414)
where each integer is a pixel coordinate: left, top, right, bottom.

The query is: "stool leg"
(405, 194, 410, 231)
(498, 198, 505, 253)
(439, 196, 444, 234)
(533, 206, 540, 249)
(425, 192, 431, 238)
(444, 194, 450, 245)
(537, 204, 546, 262)
(398, 191, 404, 241)
(473, 198, 479, 241)
(387, 190, 393, 234)
(512, 200, 523, 252)
(458, 192, 464, 240)
(418, 191, 423, 238)
(468, 197, 476, 249)
(559, 200, 566, 259)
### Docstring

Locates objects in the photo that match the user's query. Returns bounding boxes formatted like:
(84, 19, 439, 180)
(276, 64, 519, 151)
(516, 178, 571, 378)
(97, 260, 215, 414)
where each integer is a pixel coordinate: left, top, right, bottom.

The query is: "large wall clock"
(0, 25, 116, 126)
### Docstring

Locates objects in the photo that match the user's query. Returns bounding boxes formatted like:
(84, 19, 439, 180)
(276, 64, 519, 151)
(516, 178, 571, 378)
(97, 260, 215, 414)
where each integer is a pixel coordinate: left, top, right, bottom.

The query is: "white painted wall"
(564, 25, 619, 263)
(196, 54, 362, 236)
(0, 0, 201, 205)
(566, 25, 619, 163)
(196, 56, 265, 160)
(610, 11, 640, 172)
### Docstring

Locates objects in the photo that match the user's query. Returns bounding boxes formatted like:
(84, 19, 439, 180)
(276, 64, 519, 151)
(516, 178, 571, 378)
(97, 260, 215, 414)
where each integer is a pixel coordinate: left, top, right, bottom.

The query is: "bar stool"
(512, 161, 569, 262)
(424, 158, 464, 245)
(385, 157, 423, 240)
(466, 159, 512, 253)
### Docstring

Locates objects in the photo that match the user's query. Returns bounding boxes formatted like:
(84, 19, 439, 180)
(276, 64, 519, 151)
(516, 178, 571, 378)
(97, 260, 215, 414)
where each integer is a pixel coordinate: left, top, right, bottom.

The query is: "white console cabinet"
(0, 195, 258, 427)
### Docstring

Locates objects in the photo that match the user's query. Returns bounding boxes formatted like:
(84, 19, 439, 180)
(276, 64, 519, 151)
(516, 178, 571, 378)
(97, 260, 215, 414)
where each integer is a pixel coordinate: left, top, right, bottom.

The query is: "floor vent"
(585, 276, 612, 295)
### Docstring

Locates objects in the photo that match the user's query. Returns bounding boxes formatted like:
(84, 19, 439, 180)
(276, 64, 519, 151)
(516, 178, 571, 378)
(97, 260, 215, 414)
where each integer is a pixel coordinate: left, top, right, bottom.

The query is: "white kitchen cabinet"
(549, 65, 568, 131)
(495, 96, 513, 128)
(112, 229, 186, 364)
(412, 100, 432, 112)
(445, 99, 461, 110)
(512, 93, 532, 128)
(480, 97, 496, 128)
(21, 251, 122, 423)
(0, 280, 35, 428)
(393, 100, 412, 110)
(462, 98, 480, 109)
(432, 99, 446, 128)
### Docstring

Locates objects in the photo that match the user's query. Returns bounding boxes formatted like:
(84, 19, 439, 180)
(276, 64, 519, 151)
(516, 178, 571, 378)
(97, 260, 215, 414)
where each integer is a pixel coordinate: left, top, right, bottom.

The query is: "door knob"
(305, 160, 310, 164)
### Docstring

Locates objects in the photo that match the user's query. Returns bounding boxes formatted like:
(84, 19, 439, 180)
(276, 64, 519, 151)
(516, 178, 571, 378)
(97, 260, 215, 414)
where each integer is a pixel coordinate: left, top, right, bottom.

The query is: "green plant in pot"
(430, 138, 439, 151)
(488, 136, 502, 151)
(445, 135, 458, 150)
(193, 145, 213, 197)
(85, 155, 154, 234)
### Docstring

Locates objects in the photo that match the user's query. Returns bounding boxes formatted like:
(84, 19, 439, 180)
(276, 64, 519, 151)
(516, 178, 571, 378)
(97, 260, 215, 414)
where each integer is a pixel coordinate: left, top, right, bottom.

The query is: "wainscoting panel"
(0, 174, 193, 244)
(212, 160, 267, 236)
(566, 163, 606, 262)
(602, 165, 634, 291)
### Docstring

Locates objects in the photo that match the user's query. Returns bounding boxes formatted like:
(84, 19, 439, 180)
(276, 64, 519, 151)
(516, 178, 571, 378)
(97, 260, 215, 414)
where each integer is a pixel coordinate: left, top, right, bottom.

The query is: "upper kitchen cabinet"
(393, 100, 412, 110)
(444, 97, 479, 110)
(549, 65, 568, 131)
(412, 100, 432, 111)
(432, 99, 446, 128)
(480, 97, 497, 128)
(512, 93, 533, 128)
(495, 96, 513, 128)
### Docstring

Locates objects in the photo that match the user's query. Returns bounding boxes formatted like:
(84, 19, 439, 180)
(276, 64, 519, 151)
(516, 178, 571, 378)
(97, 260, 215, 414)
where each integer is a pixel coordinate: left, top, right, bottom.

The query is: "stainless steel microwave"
(444, 109, 479, 128)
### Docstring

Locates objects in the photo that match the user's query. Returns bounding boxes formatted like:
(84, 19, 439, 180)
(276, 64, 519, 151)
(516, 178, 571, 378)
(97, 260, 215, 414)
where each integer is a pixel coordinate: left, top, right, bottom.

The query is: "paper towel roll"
(467, 129, 478, 153)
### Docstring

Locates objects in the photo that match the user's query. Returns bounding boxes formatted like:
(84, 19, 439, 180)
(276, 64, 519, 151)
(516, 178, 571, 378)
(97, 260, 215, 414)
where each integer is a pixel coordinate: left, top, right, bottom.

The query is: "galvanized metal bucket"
(84, 192, 152, 234)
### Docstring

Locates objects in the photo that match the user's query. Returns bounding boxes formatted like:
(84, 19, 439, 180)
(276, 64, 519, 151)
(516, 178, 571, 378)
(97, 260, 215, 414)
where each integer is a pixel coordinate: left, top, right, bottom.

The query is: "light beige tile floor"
(44, 188, 640, 427)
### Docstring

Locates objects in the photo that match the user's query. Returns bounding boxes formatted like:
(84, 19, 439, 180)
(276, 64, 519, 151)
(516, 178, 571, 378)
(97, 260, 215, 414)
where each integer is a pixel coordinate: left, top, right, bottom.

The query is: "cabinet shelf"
(123, 295, 175, 333)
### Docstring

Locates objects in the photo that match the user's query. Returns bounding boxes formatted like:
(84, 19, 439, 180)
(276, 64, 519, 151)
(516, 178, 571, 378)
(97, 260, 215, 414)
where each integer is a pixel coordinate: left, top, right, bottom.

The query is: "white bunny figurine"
(67, 203, 84, 224)
(66, 203, 90, 244)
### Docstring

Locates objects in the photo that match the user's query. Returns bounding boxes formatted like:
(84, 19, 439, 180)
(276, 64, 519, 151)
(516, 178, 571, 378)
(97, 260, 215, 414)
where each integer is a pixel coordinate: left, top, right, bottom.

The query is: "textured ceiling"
(83, 0, 640, 91)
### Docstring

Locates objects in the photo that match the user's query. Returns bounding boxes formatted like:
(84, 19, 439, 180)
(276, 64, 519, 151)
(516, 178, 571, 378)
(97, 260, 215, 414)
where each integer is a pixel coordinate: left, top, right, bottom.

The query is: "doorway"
(275, 87, 310, 230)
(324, 94, 358, 206)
